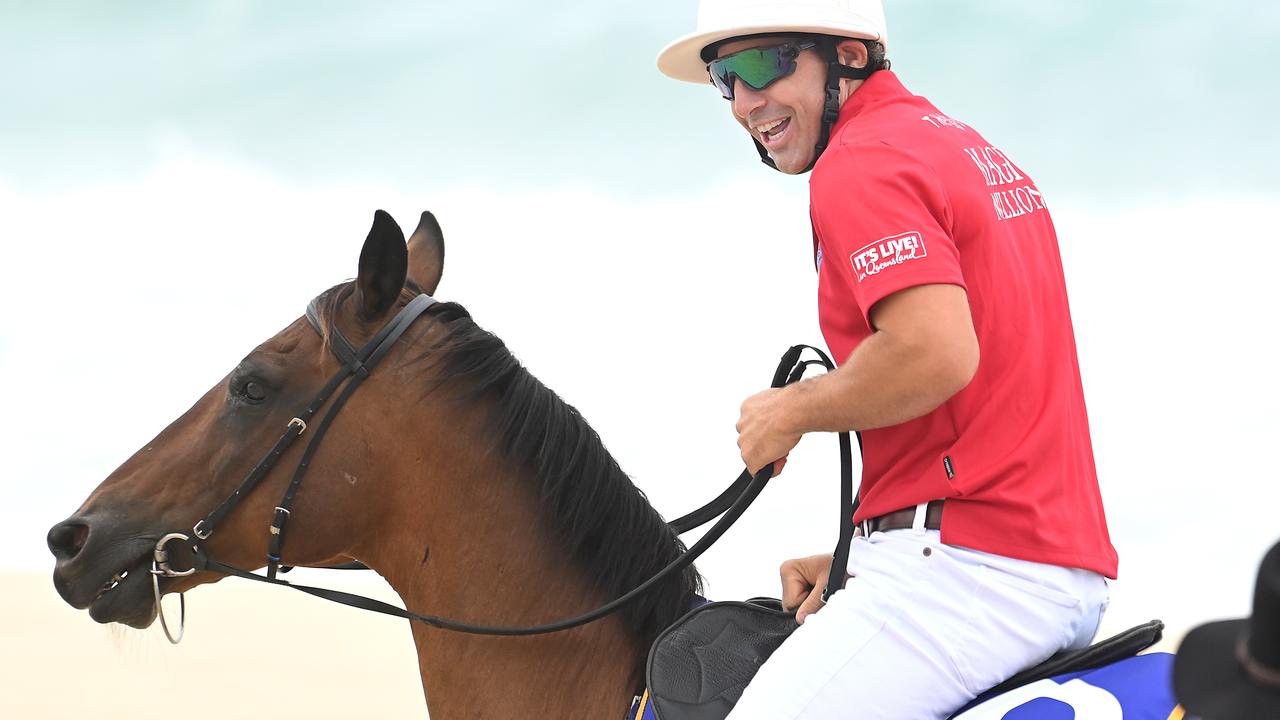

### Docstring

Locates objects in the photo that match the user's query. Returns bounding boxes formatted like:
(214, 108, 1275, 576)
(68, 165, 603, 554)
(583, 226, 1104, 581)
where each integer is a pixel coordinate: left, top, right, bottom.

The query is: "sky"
(2, 0, 1279, 682)
(3, 1, 1278, 197)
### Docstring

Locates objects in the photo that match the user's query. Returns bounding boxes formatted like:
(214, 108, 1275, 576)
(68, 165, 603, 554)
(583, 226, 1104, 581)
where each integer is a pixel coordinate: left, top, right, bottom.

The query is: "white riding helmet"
(656, 0, 888, 85)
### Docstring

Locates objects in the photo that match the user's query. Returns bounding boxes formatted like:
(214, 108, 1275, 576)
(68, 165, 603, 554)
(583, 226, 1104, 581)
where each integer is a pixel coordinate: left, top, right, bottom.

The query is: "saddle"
(640, 598, 1164, 720)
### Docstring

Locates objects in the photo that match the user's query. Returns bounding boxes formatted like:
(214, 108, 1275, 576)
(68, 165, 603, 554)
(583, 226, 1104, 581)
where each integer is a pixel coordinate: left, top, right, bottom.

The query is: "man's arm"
(736, 283, 979, 473)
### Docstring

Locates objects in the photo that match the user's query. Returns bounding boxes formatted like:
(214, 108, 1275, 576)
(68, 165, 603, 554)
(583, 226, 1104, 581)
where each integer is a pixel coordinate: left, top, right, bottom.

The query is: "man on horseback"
(658, 1, 1118, 717)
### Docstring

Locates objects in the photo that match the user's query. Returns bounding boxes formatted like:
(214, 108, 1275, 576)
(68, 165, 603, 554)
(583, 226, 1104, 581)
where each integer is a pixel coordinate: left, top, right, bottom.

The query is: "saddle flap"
(971, 618, 1165, 705)
(646, 599, 797, 720)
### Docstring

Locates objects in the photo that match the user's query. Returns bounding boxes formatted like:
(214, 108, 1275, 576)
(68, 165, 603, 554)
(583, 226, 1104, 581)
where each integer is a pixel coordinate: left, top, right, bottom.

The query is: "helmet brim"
(656, 23, 884, 86)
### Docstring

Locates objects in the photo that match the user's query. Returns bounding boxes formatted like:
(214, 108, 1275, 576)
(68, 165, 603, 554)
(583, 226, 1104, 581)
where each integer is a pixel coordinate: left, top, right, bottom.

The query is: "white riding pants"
(725, 526, 1110, 720)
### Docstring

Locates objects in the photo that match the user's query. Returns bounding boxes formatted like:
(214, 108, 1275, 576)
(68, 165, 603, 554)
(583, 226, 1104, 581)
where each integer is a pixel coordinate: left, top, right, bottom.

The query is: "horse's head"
(47, 210, 446, 629)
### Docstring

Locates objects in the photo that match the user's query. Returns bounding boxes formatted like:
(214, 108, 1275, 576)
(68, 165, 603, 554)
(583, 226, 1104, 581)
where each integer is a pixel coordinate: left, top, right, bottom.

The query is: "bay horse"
(47, 210, 701, 718)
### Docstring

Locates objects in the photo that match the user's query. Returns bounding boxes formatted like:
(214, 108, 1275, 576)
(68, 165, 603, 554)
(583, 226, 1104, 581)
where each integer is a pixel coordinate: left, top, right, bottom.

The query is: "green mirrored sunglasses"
(706, 40, 818, 100)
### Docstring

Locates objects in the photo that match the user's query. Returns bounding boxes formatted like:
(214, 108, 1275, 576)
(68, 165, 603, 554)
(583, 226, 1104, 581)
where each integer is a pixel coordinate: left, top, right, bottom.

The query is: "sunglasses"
(706, 40, 818, 100)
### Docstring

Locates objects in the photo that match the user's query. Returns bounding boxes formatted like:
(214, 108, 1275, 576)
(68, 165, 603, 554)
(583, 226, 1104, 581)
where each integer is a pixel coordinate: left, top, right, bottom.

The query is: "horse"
(47, 210, 702, 718)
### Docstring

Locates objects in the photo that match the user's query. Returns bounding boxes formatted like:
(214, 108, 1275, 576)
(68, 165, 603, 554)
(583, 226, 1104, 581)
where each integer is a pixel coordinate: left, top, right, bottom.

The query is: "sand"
(4, 570, 1185, 719)
(2, 571, 428, 719)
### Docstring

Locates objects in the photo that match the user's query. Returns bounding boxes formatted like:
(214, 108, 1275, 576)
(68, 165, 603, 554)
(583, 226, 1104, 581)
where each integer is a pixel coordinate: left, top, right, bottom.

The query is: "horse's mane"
(318, 285, 703, 647)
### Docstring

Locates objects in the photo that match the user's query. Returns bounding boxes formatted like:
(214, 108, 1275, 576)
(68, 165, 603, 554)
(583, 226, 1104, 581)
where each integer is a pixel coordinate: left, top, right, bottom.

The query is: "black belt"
(854, 499, 945, 537)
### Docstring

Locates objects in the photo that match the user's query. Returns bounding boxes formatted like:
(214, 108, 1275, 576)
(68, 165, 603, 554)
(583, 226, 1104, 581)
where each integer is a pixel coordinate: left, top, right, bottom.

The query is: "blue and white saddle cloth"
(630, 652, 1188, 720)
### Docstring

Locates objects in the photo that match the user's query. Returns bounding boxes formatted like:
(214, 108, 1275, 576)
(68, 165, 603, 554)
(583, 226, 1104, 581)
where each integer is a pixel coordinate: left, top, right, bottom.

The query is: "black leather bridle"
(149, 292, 440, 640)
(149, 290, 858, 644)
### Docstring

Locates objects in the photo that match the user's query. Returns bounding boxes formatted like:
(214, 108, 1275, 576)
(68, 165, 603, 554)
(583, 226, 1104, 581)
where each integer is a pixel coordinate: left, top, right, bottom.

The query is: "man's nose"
(732, 81, 766, 120)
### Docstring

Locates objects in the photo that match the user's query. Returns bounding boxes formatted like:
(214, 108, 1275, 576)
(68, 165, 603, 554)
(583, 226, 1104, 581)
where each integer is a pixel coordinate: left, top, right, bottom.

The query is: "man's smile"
(755, 116, 792, 146)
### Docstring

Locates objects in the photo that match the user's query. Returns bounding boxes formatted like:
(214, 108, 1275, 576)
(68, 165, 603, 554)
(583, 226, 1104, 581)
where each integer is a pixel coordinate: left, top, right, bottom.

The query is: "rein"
(150, 292, 857, 643)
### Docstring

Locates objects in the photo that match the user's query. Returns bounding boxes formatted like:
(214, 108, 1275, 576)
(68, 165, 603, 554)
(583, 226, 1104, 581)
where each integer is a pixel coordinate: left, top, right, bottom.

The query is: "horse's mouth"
(86, 552, 157, 629)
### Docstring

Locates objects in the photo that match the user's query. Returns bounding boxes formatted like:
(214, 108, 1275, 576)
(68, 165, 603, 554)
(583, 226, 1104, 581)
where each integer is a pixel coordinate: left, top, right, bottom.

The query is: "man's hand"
(736, 387, 803, 476)
(781, 553, 838, 624)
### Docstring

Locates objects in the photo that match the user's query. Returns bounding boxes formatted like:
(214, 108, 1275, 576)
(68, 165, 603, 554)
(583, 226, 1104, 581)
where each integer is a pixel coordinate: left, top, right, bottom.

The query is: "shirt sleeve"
(811, 141, 965, 329)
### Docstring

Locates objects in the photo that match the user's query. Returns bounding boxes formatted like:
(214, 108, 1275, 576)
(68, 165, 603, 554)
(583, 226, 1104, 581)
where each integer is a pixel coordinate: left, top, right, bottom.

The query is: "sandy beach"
(6, 568, 1186, 719)
(2, 571, 427, 719)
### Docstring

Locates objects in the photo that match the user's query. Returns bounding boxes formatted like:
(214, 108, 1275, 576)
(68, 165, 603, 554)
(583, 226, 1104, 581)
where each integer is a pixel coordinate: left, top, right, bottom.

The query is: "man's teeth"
(756, 118, 786, 134)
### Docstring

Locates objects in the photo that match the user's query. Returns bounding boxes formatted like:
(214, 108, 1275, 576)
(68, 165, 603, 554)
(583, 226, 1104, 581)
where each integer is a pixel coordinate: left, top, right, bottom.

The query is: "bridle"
(150, 291, 440, 641)
(150, 289, 857, 644)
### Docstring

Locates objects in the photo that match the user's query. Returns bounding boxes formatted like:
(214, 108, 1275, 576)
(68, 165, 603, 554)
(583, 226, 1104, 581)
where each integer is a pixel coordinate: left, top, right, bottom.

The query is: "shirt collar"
(832, 70, 911, 135)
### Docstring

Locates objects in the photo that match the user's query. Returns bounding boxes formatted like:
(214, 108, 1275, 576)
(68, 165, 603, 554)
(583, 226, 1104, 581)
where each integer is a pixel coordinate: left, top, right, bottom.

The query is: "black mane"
(321, 286, 702, 647)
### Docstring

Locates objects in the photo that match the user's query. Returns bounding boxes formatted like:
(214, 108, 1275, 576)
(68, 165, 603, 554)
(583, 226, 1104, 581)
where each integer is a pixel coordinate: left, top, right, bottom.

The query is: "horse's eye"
(241, 380, 268, 403)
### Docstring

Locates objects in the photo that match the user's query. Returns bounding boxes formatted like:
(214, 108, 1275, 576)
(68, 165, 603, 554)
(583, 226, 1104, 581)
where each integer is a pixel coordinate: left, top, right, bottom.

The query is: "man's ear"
(406, 211, 445, 295)
(836, 40, 869, 69)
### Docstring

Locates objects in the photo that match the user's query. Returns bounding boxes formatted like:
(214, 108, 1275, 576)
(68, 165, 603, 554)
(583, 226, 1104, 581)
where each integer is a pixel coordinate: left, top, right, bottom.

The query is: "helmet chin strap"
(756, 39, 874, 174)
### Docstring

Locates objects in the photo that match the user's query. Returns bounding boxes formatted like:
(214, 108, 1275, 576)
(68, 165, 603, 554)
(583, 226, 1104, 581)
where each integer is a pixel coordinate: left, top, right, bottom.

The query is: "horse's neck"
(407, 609, 640, 719)
(357, 425, 642, 718)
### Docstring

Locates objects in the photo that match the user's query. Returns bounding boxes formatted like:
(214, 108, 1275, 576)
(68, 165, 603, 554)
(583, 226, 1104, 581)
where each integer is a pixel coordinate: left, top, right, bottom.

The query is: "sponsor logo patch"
(849, 231, 928, 283)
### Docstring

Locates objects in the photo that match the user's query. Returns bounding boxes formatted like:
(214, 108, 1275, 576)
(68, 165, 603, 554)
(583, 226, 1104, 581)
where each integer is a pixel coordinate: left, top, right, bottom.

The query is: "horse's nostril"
(48, 521, 90, 560)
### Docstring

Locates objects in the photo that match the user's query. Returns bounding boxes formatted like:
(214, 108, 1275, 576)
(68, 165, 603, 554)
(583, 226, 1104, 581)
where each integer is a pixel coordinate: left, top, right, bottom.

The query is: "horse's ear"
(406, 211, 445, 295)
(356, 210, 408, 322)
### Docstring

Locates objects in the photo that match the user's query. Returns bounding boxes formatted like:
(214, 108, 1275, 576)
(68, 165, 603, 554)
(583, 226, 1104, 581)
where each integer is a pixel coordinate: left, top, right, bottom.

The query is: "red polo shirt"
(810, 71, 1117, 578)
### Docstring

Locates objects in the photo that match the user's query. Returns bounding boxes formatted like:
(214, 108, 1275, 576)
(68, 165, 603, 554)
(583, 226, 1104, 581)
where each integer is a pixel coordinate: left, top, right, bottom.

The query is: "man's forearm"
(734, 285, 978, 473)
(782, 328, 976, 434)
